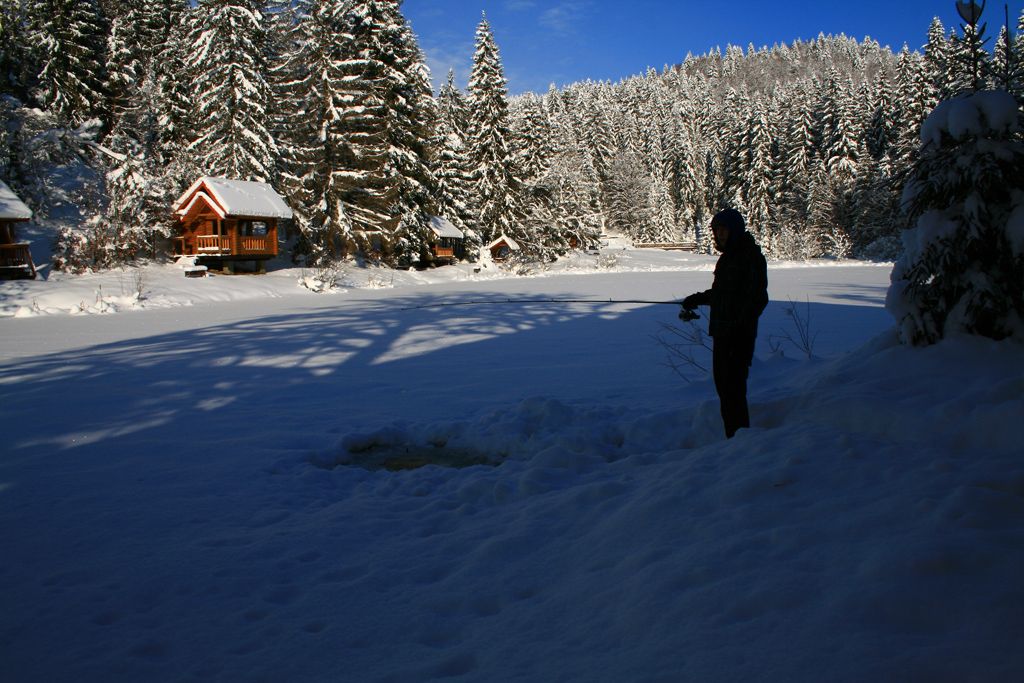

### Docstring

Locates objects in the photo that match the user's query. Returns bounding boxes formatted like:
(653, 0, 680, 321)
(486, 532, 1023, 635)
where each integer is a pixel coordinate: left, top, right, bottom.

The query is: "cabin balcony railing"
(196, 235, 231, 253)
(0, 242, 36, 277)
(239, 236, 271, 254)
(0, 242, 33, 267)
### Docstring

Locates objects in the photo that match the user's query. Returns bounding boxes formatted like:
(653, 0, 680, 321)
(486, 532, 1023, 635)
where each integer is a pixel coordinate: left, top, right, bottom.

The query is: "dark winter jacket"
(691, 231, 768, 338)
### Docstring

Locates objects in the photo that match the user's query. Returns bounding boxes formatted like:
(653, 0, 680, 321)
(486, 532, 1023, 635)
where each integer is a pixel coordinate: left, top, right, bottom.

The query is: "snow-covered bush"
(298, 260, 342, 293)
(52, 216, 150, 273)
(887, 90, 1024, 344)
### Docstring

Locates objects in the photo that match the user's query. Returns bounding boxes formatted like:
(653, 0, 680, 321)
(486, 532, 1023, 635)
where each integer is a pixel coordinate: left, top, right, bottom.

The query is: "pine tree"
(433, 70, 477, 254)
(542, 86, 602, 249)
(992, 22, 1023, 95)
(888, 90, 1024, 343)
(28, 0, 108, 125)
(273, 0, 436, 266)
(604, 154, 654, 242)
(1018, 11, 1024, 96)
(923, 17, 952, 103)
(864, 69, 898, 168)
(185, 0, 277, 182)
(148, 1, 192, 183)
(665, 93, 706, 240)
(770, 81, 816, 257)
(647, 171, 677, 242)
(105, 1, 146, 124)
(512, 93, 552, 184)
(739, 95, 774, 238)
(947, 21, 991, 95)
(813, 70, 860, 179)
(716, 87, 749, 211)
(579, 92, 616, 186)
(308, 0, 433, 265)
(467, 14, 522, 248)
(270, 0, 355, 265)
(0, 0, 32, 99)
(895, 47, 930, 166)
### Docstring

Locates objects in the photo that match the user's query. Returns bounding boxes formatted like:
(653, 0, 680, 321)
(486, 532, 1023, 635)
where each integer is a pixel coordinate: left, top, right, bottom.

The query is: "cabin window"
(239, 220, 268, 236)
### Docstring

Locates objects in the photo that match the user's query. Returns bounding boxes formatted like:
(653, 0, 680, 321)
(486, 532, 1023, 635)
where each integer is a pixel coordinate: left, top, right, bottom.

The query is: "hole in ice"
(313, 438, 499, 472)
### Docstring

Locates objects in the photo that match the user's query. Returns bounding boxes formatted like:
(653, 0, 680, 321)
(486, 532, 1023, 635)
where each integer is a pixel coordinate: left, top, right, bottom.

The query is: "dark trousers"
(712, 334, 756, 438)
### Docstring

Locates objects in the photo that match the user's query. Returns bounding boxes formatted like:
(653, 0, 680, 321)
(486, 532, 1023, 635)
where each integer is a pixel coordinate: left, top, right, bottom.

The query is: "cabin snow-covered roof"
(174, 177, 292, 220)
(487, 234, 520, 251)
(428, 216, 463, 239)
(0, 180, 32, 221)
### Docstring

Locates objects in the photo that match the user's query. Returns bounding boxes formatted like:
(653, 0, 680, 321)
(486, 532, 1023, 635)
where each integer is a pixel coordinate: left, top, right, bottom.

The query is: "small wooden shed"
(172, 177, 292, 272)
(486, 234, 521, 262)
(428, 216, 464, 262)
(0, 180, 36, 279)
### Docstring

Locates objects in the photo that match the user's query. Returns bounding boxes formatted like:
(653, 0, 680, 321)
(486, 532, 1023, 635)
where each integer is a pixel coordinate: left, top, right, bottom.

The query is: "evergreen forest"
(1, 0, 1022, 271)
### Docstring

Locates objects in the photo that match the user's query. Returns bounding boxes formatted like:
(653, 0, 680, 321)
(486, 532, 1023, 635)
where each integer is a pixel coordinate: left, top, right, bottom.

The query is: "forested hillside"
(1, 0, 1022, 270)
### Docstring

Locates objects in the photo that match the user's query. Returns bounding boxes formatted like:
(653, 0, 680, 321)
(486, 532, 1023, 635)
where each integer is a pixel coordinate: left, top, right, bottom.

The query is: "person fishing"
(680, 208, 768, 438)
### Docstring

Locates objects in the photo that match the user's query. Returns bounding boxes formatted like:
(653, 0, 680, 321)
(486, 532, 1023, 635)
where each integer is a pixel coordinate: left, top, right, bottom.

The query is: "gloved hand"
(681, 293, 700, 310)
(678, 307, 699, 322)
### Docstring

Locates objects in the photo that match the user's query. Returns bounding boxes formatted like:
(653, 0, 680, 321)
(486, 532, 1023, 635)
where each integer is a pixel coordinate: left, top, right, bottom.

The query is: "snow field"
(1, 259, 1022, 682)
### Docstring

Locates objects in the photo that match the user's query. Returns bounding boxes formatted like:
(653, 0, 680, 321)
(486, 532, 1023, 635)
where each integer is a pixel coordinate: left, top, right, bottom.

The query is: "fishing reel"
(678, 307, 700, 322)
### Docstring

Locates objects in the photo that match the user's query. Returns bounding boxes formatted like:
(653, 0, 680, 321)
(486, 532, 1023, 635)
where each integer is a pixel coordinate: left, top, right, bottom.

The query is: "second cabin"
(0, 179, 36, 279)
(428, 216, 465, 263)
(486, 234, 521, 262)
(172, 177, 292, 273)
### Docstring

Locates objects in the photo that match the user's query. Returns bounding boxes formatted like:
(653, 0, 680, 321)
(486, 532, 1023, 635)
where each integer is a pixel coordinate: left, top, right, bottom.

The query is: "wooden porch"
(174, 232, 278, 258)
(0, 244, 36, 278)
(0, 181, 36, 278)
(0, 242, 36, 278)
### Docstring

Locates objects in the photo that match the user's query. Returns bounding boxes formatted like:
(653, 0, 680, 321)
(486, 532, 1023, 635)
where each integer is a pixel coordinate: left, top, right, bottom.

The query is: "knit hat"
(710, 208, 746, 234)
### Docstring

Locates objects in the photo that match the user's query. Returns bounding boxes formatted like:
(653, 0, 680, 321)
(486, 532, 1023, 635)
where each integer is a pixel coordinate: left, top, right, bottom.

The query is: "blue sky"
(403, 0, 1024, 95)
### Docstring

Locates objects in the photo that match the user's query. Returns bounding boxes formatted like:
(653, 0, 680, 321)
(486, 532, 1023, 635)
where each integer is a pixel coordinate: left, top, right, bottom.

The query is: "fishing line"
(392, 298, 684, 311)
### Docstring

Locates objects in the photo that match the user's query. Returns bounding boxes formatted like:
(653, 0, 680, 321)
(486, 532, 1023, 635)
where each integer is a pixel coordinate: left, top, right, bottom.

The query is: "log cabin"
(172, 177, 292, 273)
(428, 216, 464, 263)
(0, 180, 36, 279)
(486, 234, 521, 262)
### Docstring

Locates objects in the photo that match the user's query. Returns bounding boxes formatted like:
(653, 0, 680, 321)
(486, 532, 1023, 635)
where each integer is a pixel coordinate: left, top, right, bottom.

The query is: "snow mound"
(920, 89, 1020, 146)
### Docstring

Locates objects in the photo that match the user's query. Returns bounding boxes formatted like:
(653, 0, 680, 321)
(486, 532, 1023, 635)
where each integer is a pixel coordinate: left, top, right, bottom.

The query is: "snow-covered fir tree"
(105, 1, 154, 125)
(271, 0, 360, 265)
(321, 0, 437, 266)
(376, 3, 437, 266)
(96, 0, 191, 266)
(539, 86, 602, 250)
(0, 0, 32, 99)
(738, 94, 775, 239)
(991, 15, 1024, 96)
(27, 0, 108, 125)
(185, 0, 278, 182)
(1017, 11, 1024, 96)
(924, 17, 953, 104)
(148, 0, 192, 174)
(433, 70, 479, 255)
(603, 153, 654, 241)
(888, 89, 1024, 343)
(947, 17, 992, 95)
(467, 14, 524, 250)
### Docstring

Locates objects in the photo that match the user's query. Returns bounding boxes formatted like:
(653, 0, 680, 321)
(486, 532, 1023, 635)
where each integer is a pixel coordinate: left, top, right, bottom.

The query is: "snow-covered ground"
(1, 248, 1022, 682)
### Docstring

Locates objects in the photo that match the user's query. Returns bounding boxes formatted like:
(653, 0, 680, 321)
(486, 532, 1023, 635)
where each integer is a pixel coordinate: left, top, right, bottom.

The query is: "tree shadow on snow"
(0, 294, 892, 465)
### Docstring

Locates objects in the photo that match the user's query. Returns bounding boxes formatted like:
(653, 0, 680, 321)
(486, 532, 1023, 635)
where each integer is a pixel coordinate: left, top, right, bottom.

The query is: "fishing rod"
(392, 297, 687, 312)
